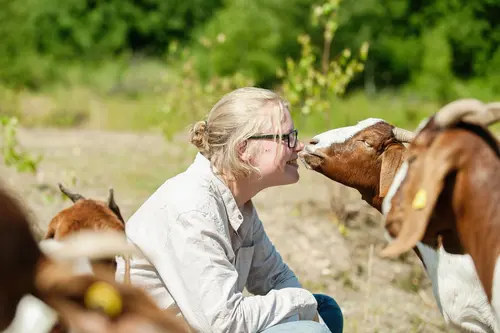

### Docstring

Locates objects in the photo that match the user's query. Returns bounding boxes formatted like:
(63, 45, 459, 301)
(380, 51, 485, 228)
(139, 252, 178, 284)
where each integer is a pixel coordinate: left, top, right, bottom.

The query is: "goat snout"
(309, 138, 319, 145)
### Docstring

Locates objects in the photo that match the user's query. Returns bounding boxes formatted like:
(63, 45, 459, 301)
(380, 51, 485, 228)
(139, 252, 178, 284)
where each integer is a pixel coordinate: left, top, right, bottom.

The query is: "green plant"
(160, 43, 255, 141)
(277, 0, 369, 125)
(0, 116, 43, 174)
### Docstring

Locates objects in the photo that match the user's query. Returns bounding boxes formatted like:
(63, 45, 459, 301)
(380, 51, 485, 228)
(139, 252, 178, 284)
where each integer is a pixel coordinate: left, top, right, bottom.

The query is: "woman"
(117, 87, 343, 333)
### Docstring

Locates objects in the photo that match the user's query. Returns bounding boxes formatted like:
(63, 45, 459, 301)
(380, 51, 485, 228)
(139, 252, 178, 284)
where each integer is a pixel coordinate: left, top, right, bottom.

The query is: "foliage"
(277, 0, 369, 126)
(0, 0, 223, 88)
(160, 43, 255, 140)
(190, 0, 314, 86)
(0, 0, 499, 93)
(0, 116, 43, 174)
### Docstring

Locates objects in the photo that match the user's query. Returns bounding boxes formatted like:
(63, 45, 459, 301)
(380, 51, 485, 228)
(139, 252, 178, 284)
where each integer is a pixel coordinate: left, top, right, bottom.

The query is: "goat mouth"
(298, 150, 325, 170)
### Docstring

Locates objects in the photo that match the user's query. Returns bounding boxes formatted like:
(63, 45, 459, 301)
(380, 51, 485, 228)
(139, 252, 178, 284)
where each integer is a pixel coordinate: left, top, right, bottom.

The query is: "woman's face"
(248, 104, 304, 188)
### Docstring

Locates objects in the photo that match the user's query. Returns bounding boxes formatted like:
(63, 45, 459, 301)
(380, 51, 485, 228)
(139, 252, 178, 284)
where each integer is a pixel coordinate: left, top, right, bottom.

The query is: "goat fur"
(299, 118, 499, 332)
(44, 184, 131, 284)
(0, 182, 189, 333)
(382, 116, 500, 332)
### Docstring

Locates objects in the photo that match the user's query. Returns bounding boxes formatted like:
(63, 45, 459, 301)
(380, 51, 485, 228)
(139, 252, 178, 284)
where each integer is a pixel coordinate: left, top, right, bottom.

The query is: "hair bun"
(189, 120, 210, 154)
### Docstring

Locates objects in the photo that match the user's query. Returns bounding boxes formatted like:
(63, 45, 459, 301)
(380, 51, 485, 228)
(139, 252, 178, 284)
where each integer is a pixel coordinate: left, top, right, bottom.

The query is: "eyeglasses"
(248, 129, 299, 149)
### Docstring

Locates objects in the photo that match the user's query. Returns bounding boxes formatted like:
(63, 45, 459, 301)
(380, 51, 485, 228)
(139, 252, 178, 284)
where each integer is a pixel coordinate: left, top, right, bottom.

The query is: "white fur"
(491, 257, 500, 330)
(308, 118, 384, 149)
(382, 163, 498, 332)
(39, 239, 94, 274)
(2, 294, 58, 333)
(381, 160, 408, 216)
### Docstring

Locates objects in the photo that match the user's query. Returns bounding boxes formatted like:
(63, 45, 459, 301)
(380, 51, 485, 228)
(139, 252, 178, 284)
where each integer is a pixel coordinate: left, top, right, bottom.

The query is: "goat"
(381, 99, 500, 332)
(43, 184, 131, 284)
(298, 118, 414, 211)
(298, 113, 500, 332)
(0, 182, 189, 333)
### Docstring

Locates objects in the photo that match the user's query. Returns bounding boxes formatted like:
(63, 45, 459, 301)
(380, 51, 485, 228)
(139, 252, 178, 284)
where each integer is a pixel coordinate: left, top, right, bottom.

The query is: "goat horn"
(392, 127, 415, 143)
(58, 183, 85, 203)
(434, 98, 486, 128)
(463, 102, 500, 127)
(107, 187, 115, 207)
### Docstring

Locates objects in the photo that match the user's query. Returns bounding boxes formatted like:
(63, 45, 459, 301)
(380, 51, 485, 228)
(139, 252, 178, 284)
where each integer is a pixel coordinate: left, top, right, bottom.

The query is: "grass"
(3, 57, 499, 140)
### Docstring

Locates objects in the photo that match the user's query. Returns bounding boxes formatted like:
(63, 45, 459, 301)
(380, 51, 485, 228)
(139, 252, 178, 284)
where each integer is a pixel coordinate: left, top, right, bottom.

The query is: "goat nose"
(309, 138, 319, 145)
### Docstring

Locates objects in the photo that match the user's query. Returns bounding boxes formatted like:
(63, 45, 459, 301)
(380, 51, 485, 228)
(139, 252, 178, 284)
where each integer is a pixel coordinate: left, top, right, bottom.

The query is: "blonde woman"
(117, 87, 343, 333)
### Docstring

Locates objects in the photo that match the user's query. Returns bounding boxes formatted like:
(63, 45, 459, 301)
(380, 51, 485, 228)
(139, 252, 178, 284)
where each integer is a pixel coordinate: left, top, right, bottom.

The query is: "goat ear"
(379, 145, 404, 198)
(380, 146, 456, 258)
(107, 188, 125, 224)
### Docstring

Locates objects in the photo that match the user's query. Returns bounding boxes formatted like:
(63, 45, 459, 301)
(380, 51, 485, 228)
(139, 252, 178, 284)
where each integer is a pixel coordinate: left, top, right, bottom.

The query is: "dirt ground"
(1, 127, 455, 332)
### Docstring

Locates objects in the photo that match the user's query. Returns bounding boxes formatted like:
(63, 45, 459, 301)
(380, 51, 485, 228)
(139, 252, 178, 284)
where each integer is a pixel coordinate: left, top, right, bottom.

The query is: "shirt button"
(238, 214, 243, 220)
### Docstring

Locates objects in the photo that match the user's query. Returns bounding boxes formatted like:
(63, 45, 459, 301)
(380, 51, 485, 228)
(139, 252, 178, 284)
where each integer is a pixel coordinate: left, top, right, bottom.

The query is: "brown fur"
(383, 119, 500, 301)
(46, 200, 125, 239)
(0, 183, 189, 333)
(298, 121, 429, 265)
(0, 185, 41, 330)
(300, 122, 408, 211)
(45, 185, 130, 282)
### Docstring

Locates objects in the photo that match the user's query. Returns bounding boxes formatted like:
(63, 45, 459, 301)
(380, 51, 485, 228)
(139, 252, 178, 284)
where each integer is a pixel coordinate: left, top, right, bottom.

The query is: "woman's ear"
(238, 140, 251, 162)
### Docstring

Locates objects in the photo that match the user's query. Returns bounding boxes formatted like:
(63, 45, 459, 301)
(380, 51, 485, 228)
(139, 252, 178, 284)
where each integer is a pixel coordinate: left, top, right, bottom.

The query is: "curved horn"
(392, 127, 415, 143)
(434, 98, 486, 128)
(107, 187, 116, 208)
(462, 102, 500, 127)
(58, 183, 85, 203)
(107, 187, 125, 224)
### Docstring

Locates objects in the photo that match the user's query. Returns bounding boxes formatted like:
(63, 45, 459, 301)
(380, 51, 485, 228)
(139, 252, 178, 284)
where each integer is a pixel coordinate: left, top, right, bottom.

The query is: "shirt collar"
(190, 153, 244, 231)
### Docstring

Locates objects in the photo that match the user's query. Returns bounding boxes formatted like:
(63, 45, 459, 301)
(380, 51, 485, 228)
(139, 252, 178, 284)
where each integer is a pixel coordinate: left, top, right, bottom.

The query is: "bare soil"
(1, 127, 454, 333)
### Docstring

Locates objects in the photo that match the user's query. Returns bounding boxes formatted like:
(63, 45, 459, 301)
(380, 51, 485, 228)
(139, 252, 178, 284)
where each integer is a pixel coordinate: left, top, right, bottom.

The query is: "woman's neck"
(222, 174, 262, 208)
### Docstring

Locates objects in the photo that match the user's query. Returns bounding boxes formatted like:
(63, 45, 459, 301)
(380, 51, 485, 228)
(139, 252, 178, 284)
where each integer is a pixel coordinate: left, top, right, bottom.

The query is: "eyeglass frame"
(247, 129, 299, 149)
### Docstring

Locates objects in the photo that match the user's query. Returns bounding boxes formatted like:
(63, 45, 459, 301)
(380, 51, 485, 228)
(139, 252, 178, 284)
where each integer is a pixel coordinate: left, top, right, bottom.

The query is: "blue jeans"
(262, 294, 343, 333)
(314, 294, 343, 333)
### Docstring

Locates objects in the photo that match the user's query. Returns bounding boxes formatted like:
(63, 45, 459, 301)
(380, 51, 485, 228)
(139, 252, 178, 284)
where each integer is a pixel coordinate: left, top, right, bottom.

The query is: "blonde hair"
(189, 87, 288, 180)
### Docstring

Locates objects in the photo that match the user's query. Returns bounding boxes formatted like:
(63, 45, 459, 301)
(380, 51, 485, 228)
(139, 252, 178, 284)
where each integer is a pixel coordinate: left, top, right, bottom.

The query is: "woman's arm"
(148, 208, 318, 333)
(245, 216, 303, 295)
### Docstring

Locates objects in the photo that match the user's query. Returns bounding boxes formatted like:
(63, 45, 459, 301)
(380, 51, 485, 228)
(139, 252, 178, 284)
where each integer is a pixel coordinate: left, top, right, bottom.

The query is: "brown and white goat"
(0, 183, 189, 333)
(43, 184, 130, 283)
(381, 99, 500, 331)
(298, 118, 414, 211)
(298, 113, 500, 332)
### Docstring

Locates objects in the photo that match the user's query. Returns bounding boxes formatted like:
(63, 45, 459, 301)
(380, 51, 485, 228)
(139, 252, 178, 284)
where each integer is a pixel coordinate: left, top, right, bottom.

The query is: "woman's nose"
(295, 140, 305, 151)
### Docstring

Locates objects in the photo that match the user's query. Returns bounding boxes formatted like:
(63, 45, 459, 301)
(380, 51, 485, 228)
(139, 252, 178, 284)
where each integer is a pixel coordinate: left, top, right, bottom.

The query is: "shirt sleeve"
(148, 209, 318, 333)
(245, 216, 303, 295)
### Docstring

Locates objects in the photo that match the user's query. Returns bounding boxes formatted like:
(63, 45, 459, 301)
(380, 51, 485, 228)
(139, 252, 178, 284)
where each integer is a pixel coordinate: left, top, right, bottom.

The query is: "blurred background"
(1, 0, 499, 136)
(1, 0, 498, 331)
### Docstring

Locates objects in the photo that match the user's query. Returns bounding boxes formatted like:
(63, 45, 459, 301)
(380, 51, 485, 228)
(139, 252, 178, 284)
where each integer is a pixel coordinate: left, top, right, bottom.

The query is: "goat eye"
(363, 140, 373, 148)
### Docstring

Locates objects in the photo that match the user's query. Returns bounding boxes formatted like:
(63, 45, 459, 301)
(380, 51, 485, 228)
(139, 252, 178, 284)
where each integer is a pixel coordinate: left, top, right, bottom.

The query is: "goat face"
(298, 118, 413, 210)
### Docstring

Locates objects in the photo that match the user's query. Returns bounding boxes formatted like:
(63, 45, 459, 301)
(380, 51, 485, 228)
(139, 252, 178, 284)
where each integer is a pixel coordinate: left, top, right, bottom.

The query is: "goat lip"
(300, 146, 326, 159)
(298, 150, 324, 170)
